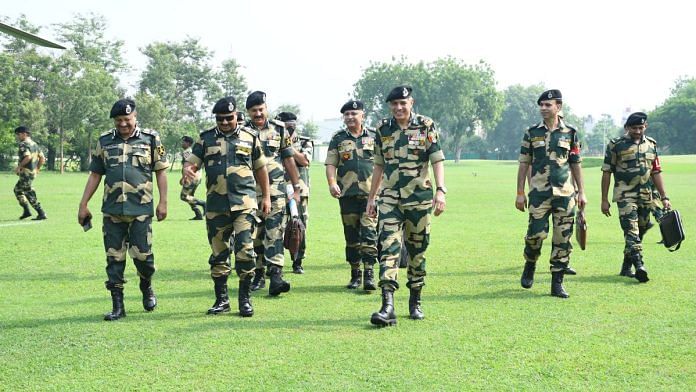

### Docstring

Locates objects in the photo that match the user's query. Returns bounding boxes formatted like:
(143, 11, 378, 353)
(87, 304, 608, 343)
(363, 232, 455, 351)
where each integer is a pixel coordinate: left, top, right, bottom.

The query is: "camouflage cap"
(110, 98, 136, 118)
(212, 96, 236, 114)
(537, 89, 562, 105)
(386, 85, 413, 102)
(246, 91, 266, 109)
(624, 112, 648, 127)
(340, 99, 364, 113)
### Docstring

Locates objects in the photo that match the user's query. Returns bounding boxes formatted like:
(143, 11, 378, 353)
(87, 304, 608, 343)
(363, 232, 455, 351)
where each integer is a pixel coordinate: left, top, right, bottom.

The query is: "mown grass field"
(1, 156, 694, 391)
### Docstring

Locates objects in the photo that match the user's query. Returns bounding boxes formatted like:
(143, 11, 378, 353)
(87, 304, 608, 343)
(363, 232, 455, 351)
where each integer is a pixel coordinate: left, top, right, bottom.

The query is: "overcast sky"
(4, 0, 695, 125)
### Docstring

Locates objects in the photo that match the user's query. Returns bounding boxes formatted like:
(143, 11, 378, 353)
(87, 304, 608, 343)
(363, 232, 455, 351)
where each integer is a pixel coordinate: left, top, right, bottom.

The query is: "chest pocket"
(235, 143, 253, 168)
(619, 152, 638, 169)
(381, 136, 396, 160)
(131, 146, 151, 169)
(205, 145, 222, 167)
(104, 146, 122, 167)
(406, 130, 427, 161)
(265, 132, 281, 155)
(554, 139, 570, 164)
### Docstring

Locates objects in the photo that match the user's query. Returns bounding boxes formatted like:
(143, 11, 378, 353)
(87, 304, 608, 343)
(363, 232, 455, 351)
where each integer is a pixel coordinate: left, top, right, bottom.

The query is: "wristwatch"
(436, 186, 447, 194)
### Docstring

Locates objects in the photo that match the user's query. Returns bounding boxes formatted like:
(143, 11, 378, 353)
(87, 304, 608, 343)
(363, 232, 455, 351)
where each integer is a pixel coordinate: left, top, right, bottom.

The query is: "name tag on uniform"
(238, 141, 252, 149)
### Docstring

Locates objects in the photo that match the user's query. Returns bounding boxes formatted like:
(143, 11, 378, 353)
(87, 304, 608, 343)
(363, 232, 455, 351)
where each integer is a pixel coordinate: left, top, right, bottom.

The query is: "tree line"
(2, 14, 694, 170)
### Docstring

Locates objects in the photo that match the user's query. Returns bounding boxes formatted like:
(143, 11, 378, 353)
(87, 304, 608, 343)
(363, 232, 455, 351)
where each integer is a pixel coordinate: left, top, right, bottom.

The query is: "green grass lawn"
(1, 156, 694, 391)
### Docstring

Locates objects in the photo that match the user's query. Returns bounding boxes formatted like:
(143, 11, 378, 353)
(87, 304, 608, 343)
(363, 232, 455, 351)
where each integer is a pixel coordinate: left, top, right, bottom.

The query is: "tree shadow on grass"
(171, 315, 369, 332)
(570, 274, 640, 285)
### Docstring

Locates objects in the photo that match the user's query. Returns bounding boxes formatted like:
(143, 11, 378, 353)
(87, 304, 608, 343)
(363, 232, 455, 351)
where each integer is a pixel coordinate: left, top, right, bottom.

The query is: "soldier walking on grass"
(14, 126, 47, 220)
(179, 135, 206, 220)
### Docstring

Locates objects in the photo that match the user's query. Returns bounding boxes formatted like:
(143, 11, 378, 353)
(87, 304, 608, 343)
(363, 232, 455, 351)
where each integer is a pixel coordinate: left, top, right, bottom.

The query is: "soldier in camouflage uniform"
(601, 112, 671, 283)
(277, 111, 313, 274)
(14, 126, 47, 220)
(366, 86, 447, 326)
(183, 96, 271, 317)
(245, 91, 302, 297)
(325, 100, 378, 291)
(179, 135, 206, 220)
(78, 99, 169, 321)
(516, 89, 587, 299)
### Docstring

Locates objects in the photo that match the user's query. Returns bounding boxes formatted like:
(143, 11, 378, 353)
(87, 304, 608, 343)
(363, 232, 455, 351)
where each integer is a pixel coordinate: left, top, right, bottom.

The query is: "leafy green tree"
(586, 114, 621, 156)
(302, 120, 319, 140)
(54, 13, 126, 74)
(214, 58, 248, 106)
(649, 78, 696, 154)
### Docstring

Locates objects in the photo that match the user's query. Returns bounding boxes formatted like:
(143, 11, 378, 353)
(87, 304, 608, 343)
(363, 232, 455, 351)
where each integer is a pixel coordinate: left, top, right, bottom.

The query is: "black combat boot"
(139, 278, 157, 311)
(190, 207, 203, 220)
(550, 271, 569, 298)
(19, 204, 32, 220)
(631, 254, 649, 283)
(32, 205, 46, 220)
(346, 268, 361, 289)
(207, 275, 230, 314)
(619, 254, 635, 278)
(292, 258, 304, 274)
(196, 200, 207, 213)
(104, 288, 126, 321)
(370, 287, 396, 326)
(521, 261, 536, 289)
(409, 287, 424, 320)
(363, 268, 376, 291)
(238, 276, 254, 317)
(250, 268, 265, 291)
(268, 265, 290, 296)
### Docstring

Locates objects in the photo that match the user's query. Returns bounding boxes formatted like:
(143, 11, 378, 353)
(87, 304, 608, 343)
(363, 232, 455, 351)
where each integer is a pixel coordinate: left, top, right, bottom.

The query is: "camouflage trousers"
(180, 179, 203, 210)
(254, 196, 287, 268)
(14, 172, 41, 210)
(377, 200, 431, 290)
(524, 195, 576, 272)
(617, 200, 664, 256)
(206, 209, 257, 280)
(339, 196, 378, 269)
(286, 196, 309, 262)
(103, 214, 155, 290)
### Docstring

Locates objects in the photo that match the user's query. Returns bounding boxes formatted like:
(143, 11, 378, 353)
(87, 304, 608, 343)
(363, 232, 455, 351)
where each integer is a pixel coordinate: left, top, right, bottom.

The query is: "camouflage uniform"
(374, 114, 445, 290)
(601, 135, 663, 256)
(286, 131, 313, 262)
(247, 119, 296, 269)
(187, 125, 267, 279)
(89, 126, 169, 290)
(325, 127, 378, 270)
(14, 137, 45, 212)
(518, 119, 581, 272)
(180, 146, 204, 213)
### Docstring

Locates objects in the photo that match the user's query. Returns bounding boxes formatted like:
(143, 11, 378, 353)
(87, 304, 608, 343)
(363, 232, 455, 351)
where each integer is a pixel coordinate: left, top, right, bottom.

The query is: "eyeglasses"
(216, 115, 235, 123)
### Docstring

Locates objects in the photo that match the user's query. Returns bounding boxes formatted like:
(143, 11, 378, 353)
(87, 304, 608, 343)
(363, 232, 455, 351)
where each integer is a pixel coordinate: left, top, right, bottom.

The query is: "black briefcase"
(659, 209, 685, 252)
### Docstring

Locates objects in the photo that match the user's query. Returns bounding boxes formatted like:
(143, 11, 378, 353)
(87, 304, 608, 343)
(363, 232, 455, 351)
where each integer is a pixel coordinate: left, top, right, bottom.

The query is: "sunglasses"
(215, 115, 235, 123)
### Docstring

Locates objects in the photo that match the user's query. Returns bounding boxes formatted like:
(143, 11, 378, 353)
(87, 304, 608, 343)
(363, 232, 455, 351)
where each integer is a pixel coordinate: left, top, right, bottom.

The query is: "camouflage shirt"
(246, 119, 296, 198)
(374, 114, 445, 204)
(181, 146, 201, 184)
(17, 137, 44, 175)
(187, 125, 267, 213)
(325, 126, 376, 198)
(601, 134, 661, 204)
(285, 131, 313, 197)
(519, 118, 582, 199)
(89, 126, 170, 216)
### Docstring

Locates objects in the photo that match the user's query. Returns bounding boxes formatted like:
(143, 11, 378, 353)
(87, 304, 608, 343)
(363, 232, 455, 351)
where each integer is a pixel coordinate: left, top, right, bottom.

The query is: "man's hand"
(601, 199, 611, 217)
(515, 193, 527, 212)
(156, 201, 167, 221)
(78, 204, 92, 225)
(14, 166, 21, 175)
(366, 197, 377, 218)
(329, 184, 341, 198)
(183, 164, 197, 183)
(663, 198, 672, 211)
(576, 190, 587, 210)
(433, 190, 446, 216)
(261, 195, 271, 216)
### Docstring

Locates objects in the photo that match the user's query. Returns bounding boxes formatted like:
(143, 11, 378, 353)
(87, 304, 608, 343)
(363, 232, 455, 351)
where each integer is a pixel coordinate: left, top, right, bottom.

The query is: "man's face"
(215, 112, 237, 132)
(539, 100, 561, 120)
(626, 123, 647, 140)
(342, 110, 364, 130)
(285, 120, 297, 133)
(389, 98, 413, 121)
(247, 104, 268, 127)
(15, 132, 28, 142)
(181, 140, 191, 149)
(113, 113, 137, 136)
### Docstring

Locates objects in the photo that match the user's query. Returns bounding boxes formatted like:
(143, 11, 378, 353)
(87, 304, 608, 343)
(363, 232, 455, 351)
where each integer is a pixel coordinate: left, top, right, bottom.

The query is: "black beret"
(537, 89, 562, 105)
(625, 112, 648, 127)
(386, 85, 413, 102)
(212, 96, 236, 114)
(236, 111, 246, 121)
(181, 136, 194, 144)
(340, 100, 364, 113)
(110, 98, 136, 118)
(276, 112, 297, 122)
(14, 126, 30, 134)
(246, 91, 266, 109)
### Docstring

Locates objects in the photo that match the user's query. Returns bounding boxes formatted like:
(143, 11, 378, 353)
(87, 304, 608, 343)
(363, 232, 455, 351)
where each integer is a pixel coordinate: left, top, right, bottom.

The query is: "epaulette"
(646, 136, 657, 145)
(527, 123, 541, 131)
(269, 118, 285, 128)
(240, 126, 258, 138)
(200, 127, 217, 136)
(299, 135, 311, 142)
(377, 118, 389, 130)
(365, 127, 377, 137)
(331, 129, 344, 138)
(100, 129, 115, 137)
(416, 114, 434, 128)
(564, 123, 578, 132)
(140, 128, 160, 137)
(609, 136, 623, 144)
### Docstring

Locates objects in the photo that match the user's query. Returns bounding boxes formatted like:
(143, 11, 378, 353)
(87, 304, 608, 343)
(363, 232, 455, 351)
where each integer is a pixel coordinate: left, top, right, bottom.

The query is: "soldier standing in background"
(367, 86, 447, 326)
(77, 98, 169, 321)
(14, 126, 47, 220)
(325, 100, 378, 291)
(600, 112, 671, 282)
(183, 96, 271, 317)
(515, 89, 586, 298)
(245, 91, 302, 296)
(277, 111, 313, 274)
(179, 135, 206, 220)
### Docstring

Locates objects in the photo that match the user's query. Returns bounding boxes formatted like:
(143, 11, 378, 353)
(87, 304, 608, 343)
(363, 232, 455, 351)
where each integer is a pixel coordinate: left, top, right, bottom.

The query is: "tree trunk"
(59, 128, 64, 174)
(47, 145, 56, 171)
(454, 144, 462, 163)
